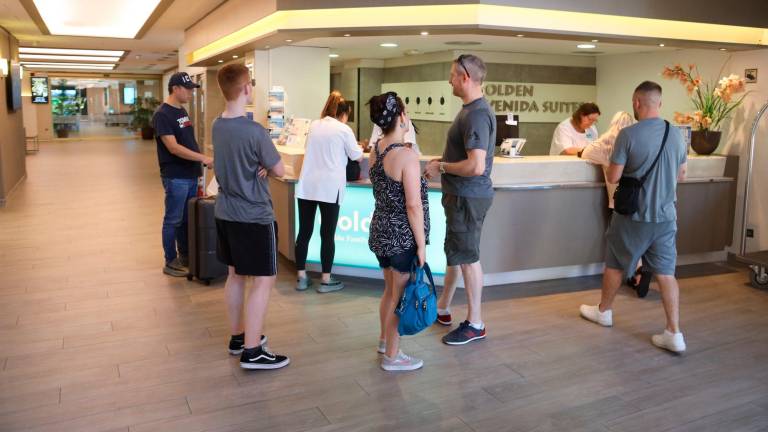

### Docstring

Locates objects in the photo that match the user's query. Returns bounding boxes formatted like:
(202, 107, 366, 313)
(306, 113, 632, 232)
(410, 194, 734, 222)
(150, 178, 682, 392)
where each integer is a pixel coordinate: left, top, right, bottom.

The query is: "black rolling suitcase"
(187, 168, 227, 284)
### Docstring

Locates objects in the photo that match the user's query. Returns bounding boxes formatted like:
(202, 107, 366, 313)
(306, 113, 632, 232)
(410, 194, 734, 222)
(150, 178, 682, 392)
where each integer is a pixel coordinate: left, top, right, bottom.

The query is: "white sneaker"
(381, 350, 423, 371)
(579, 304, 613, 327)
(652, 330, 686, 353)
(377, 339, 386, 354)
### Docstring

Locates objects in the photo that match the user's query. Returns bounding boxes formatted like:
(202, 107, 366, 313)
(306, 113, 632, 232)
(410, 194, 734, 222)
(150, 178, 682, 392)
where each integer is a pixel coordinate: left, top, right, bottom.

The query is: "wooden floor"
(1, 138, 768, 432)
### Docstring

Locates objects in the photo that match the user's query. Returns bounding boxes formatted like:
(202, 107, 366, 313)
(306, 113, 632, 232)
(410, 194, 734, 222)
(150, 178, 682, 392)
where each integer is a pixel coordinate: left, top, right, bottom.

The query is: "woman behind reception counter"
(549, 102, 601, 155)
(294, 91, 364, 293)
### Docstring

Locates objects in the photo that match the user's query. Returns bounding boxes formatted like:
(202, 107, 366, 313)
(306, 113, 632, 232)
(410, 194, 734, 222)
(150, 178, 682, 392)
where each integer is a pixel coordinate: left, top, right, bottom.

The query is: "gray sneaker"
(163, 265, 187, 277)
(178, 255, 189, 268)
(296, 276, 312, 291)
(381, 350, 423, 371)
(167, 257, 188, 272)
(317, 278, 344, 293)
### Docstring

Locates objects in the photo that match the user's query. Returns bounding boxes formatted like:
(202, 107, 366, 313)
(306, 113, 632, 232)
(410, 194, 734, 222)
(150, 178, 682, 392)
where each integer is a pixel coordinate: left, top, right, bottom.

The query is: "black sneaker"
(228, 333, 267, 355)
(240, 346, 290, 370)
(442, 320, 487, 345)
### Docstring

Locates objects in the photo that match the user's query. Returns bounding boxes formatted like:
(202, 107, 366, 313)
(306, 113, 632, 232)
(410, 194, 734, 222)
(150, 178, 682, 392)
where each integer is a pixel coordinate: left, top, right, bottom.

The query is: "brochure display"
(277, 117, 311, 148)
(268, 86, 285, 141)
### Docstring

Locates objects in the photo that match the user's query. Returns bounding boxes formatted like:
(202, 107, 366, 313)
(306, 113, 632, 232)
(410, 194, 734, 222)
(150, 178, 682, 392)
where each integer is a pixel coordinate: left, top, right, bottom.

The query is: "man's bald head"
(632, 81, 662, 120)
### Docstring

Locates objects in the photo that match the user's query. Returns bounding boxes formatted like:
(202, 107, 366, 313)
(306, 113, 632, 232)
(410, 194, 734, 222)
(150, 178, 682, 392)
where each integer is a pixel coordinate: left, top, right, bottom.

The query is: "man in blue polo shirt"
(153, 72, 213, 277)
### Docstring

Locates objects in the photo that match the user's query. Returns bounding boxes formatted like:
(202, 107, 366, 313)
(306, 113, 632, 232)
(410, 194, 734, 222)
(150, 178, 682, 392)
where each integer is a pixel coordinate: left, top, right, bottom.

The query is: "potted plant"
(129, 96, 161, 140)
(51, 93, 85, 138)
(662, 64, 747, 155)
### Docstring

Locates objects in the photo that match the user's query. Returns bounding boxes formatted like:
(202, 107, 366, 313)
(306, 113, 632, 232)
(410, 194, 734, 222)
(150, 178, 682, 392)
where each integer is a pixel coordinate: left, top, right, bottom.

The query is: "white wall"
(268, 46, 330, 120)
(596, 48, 768, 253)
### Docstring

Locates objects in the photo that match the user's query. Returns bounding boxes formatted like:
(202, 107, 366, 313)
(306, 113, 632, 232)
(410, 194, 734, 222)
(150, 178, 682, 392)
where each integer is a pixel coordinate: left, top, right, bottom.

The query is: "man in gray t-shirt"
(580, 81, 689, 354)
(212, 64, 289, 371)
(424, 54, 496, 346)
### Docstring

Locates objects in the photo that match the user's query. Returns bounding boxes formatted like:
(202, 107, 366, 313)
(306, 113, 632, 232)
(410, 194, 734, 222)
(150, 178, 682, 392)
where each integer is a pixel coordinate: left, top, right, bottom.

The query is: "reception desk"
(270, 147, 737, 286)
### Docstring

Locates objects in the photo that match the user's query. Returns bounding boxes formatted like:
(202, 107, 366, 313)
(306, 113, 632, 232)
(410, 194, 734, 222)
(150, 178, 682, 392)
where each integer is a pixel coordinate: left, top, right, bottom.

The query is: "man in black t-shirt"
(153, 72, 213, 277)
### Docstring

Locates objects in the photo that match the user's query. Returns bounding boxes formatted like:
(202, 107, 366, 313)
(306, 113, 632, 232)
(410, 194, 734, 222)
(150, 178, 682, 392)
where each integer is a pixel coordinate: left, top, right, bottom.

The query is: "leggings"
(295, 198, 340, 273)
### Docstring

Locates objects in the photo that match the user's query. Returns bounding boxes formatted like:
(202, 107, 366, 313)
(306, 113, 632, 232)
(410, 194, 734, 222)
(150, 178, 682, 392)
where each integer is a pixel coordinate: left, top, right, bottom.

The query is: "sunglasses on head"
(456, 54, 470, 78)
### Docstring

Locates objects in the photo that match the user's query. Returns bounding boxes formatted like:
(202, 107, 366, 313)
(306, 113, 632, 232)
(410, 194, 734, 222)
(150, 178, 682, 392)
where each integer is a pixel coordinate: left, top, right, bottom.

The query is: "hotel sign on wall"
(383, 81, 596, 123)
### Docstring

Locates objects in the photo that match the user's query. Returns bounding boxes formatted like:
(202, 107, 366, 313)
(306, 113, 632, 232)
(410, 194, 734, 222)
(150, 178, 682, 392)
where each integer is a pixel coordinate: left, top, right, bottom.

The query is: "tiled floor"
(1, 138, 767, 432)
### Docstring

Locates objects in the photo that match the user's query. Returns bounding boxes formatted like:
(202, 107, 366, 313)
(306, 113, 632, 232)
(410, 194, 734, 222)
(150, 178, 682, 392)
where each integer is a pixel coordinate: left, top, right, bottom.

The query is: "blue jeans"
(161, 177, 198, 264)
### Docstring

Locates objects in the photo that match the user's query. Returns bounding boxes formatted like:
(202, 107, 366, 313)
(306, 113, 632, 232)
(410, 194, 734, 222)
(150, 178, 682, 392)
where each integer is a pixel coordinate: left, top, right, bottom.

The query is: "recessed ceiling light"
(591, 39, 599, 42)
(19, 54, 120, 62)
(19, 47, 124, 56)
(285, 39, 293, 43)
(344, 34, 351, 37)
(329, 53, 339, 58)
(516, 34, 525, 37)
(420, 31, 429, 36)
(380, 43, 398, 48)
(577, 44, 596, 49)
(32, 0, 163, 38)
(719, 48, 727, 51)
(218, 60, 223, 63)
(232, 55, 239, 58)
(135, 55, 141, 60)
(265, 45, 270, 49)
(658, 43, 665, 47)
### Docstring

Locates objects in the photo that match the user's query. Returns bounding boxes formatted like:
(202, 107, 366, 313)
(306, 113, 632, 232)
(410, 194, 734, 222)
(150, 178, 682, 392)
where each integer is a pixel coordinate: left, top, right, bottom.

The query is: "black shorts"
(442, 194, 492, 266)
(376, 247, 417, 274)
(216, 218, 278, 276)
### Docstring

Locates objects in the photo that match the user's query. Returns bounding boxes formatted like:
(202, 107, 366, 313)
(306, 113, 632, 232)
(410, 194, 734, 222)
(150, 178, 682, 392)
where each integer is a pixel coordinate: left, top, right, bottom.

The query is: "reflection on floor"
(59, 120, 138, 140)
(1, 138, 767, 432)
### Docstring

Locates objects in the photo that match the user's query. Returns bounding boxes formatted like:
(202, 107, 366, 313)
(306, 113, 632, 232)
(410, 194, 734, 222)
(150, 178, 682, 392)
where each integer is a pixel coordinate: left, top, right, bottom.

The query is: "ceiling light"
(344, 34, 351, 37)
(135, 55, 141, 60)
(329, 53, 339, 58)
(591, 39, 599, 42)
(21, 63, 115, 70)
(658, 43, 665, 47)
(285, 39, 293, 43)
(232, 55, 239, 58)
(516, 34, 525, 37)
(218, 60, 224, 63)
(19, 54, 120, 62)
(420, 31, 429, 36)
(265, 45, 270, 49)
(577, 44, 596, 49)
(32, 0, 163, 38)
(719, 48, 727, 51)
(0, 59, 8, 77)
(380, 43, 398, 47)
(19, 47, 124, 56)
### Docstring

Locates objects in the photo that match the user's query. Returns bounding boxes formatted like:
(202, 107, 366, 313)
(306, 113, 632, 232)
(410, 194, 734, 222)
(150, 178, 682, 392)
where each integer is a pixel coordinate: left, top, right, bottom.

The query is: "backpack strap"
(640, 120, 670, 184)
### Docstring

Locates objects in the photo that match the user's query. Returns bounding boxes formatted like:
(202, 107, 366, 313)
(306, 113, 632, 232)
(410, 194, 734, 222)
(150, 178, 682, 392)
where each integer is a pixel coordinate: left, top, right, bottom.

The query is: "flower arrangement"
(663, 64, 747, 131)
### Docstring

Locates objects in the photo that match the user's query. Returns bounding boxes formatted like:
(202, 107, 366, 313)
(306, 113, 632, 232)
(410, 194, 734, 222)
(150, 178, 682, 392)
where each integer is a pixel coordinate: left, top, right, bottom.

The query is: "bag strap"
(639, 120, 670, 184)
(411, 259, 437, 296)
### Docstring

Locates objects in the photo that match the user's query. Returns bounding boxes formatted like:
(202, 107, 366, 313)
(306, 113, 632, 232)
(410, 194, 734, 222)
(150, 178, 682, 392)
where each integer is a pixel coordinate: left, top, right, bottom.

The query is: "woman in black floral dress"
(367, 92, 430, 372)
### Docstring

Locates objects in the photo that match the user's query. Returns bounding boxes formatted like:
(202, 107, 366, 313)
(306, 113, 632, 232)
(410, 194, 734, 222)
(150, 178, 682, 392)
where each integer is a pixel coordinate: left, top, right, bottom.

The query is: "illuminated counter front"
(270, 149, 738, 286)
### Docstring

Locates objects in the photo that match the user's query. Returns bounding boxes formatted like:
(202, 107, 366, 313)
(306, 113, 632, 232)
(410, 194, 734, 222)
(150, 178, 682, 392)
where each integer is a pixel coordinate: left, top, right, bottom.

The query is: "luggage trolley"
(735, 100, 768, 288)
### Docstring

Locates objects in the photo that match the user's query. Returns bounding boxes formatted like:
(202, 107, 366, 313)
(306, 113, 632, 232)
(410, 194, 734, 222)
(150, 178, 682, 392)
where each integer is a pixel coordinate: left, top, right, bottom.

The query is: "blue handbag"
(396, 260, 438, 336)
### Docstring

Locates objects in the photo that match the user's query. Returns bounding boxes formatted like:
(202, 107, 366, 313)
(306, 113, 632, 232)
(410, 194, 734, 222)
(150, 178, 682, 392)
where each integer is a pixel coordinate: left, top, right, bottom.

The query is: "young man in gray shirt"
(213, 64, 289, 370)
(425, 54, 496, 345)
(580, 81, 689, 353)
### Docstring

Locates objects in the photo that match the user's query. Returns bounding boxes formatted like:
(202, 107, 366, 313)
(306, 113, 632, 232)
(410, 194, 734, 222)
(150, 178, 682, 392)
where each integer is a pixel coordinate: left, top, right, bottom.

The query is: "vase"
(690, 130, 721, 155)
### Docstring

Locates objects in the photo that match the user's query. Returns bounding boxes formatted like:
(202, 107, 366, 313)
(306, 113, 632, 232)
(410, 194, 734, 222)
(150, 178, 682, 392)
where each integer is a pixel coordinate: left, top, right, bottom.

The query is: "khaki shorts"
(442, 194, 493, 266)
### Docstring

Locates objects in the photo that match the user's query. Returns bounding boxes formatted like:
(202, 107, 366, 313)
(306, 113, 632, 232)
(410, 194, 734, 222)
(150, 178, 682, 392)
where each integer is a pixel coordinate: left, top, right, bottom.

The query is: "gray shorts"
(442, 194, 493, 266)
(605, 213, 677, 277)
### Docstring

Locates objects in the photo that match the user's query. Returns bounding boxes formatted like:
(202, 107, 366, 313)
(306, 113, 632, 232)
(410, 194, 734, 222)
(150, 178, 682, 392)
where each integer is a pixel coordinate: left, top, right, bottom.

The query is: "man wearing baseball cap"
(153, 72, 212, 277)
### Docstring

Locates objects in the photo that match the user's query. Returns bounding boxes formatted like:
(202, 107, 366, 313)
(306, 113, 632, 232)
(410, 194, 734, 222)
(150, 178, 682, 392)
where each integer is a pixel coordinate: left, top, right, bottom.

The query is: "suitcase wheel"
(186, 274, 193, 281)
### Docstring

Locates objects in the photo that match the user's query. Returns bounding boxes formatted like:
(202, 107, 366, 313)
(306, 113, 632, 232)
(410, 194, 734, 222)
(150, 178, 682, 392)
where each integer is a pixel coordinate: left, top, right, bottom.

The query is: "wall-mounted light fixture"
(0, 58, 8, 77)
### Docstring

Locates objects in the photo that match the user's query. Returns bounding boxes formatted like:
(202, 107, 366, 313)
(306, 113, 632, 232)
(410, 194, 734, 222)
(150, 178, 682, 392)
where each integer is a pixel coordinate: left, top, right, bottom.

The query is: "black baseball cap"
(168, 72, 200, 90)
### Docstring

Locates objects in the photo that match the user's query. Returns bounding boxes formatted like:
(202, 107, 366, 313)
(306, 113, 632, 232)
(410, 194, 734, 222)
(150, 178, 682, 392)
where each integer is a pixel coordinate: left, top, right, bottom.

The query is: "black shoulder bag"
(613, 120, 670, 216)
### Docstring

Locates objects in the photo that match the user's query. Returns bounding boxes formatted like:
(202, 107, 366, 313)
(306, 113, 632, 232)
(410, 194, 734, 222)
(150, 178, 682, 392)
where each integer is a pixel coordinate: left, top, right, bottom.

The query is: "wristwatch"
(439, 161, 446, 174)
